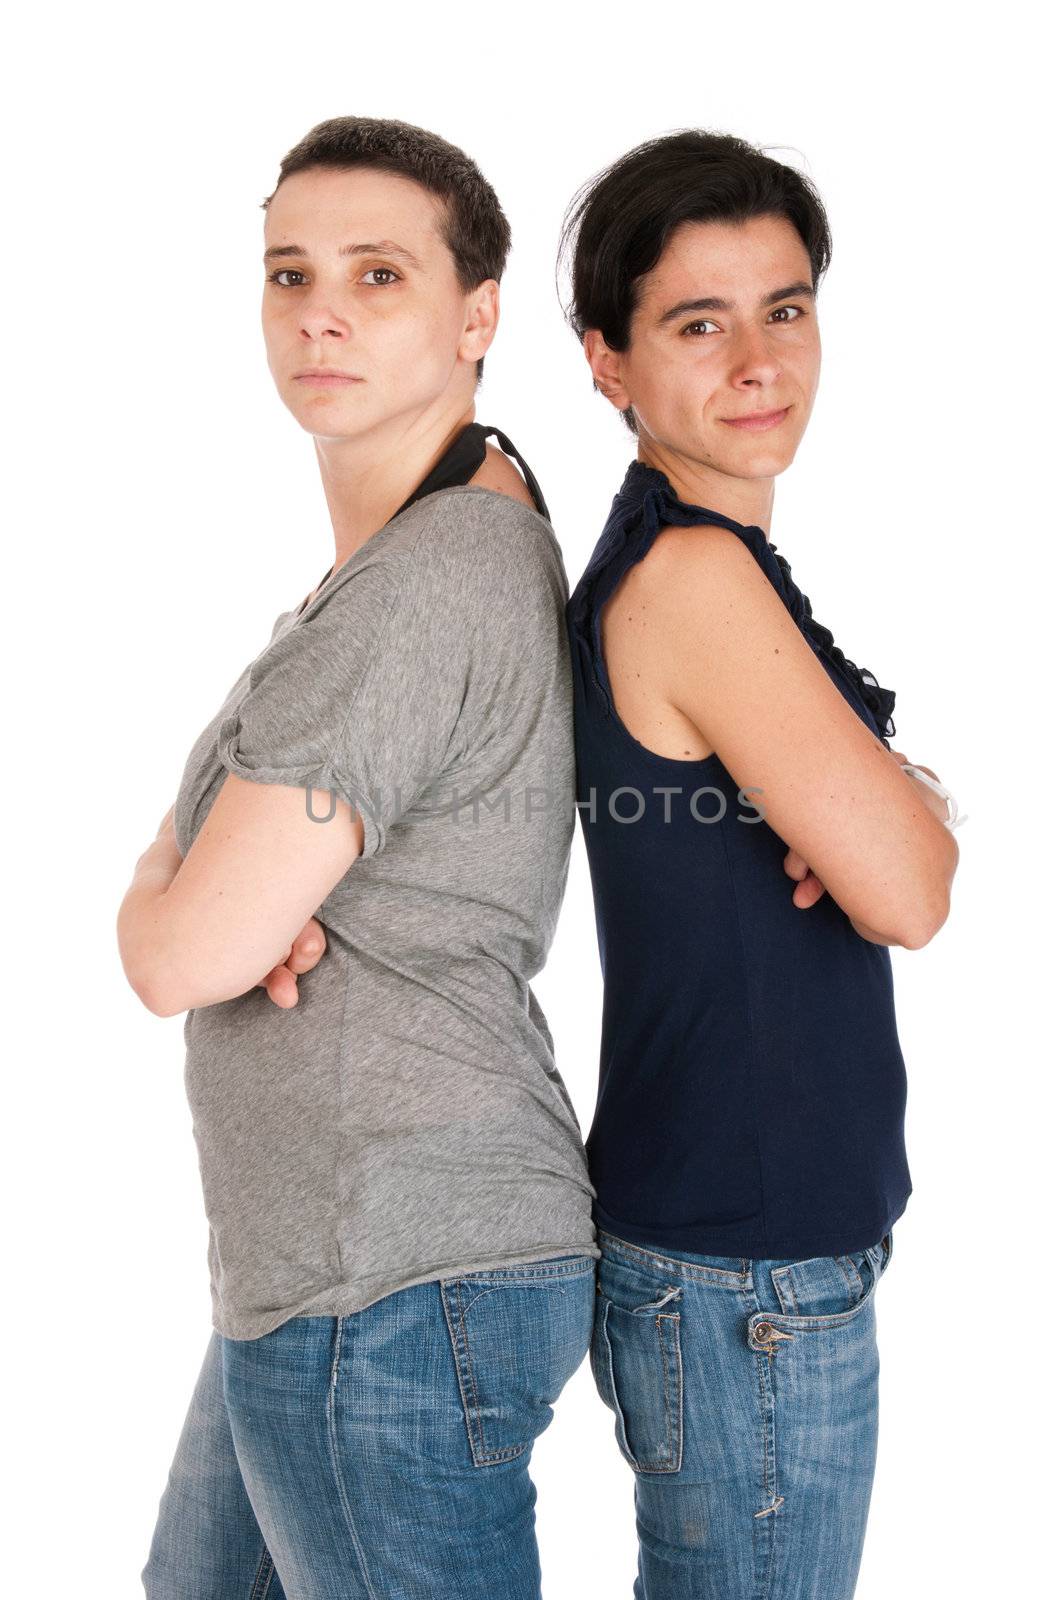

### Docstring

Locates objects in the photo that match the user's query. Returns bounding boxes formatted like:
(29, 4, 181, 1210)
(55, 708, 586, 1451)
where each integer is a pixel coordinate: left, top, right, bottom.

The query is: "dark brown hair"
(557, 129, 833, 435)
(263, 116, 512, 384)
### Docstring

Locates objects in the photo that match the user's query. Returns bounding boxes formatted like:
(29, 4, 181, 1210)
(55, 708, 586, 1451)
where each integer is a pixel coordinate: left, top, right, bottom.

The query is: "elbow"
(145, 985, 189, 1019)
(895, 880, 953, 950)
(900, 830, 959, 949)
(128, 962, 187, 1018)
(118, 918, 187, 1016)
(118, 895, 253, 1016)
(117, 898, 182, 1017)
(118, 937, 170, 1018)
(137, 956, 234, 1016)
(135, 952, 262, 1015)
(138, 988, 182, 1019)
(896, 913, 945, 951)
(880, 828, 959, 950)
(120, 919, 197, 1015)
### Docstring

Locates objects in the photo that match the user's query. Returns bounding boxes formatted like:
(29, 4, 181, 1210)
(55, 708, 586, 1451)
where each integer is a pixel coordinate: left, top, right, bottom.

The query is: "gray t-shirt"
(173, 485, 598, 1340)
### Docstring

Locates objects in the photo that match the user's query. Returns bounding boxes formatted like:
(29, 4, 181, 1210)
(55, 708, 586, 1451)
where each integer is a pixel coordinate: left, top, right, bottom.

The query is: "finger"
(792, 873, 826, 909)
(285, 920, 328, 975)
(782, 847, 809, 881)
(262, 964, 299, 1008)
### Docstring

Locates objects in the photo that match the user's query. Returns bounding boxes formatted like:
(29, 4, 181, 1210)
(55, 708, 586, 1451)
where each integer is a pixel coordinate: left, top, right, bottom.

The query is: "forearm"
(847, 764, 958, 947)
(902, 766, 950, 826)
(900, 764, 960, 925)
(116, 807, 184, 1013)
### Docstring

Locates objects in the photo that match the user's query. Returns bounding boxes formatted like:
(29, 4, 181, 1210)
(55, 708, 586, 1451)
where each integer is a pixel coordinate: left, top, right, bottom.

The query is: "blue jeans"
(590, 1227, 895, 1599)
(142, 1253, 595, 1599)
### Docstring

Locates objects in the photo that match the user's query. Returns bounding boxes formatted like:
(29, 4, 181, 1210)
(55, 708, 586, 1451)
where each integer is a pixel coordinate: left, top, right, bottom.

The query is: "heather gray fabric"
(172, 485, 598, 1340)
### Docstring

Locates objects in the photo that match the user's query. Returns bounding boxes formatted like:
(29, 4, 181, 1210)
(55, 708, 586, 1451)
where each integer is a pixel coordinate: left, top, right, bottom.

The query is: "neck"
(636, 439, 775, 535)
(313, 394, 477, 576)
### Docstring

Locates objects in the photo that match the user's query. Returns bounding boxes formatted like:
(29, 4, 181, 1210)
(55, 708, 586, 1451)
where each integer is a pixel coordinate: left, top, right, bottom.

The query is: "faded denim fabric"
(591, 1227, 895, 1598)
(142, 1253, 595, 1599)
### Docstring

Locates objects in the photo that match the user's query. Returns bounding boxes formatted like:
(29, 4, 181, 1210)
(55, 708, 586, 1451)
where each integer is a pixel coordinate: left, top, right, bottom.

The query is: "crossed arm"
(645, 523, 959, 950)
(120, 525, 957, 1019)
(784, 746, 953, 942)
(116, 776, 366, 1017)
(120, 735, 952, 1025)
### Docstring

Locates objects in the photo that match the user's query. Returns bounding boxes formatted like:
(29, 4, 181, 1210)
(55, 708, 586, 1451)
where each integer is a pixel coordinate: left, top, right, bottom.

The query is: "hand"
(258, 916, 328, 1008)
(783, 846, 826, 909)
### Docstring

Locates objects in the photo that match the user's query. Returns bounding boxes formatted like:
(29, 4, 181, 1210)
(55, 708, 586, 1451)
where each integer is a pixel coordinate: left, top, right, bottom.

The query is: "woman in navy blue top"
(558, 130, 959, 1598)
(568, 460, 914, 1261)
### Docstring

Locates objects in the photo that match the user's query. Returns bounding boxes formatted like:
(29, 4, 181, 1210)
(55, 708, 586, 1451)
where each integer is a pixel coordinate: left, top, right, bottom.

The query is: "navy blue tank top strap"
(570, 459, 895, 741)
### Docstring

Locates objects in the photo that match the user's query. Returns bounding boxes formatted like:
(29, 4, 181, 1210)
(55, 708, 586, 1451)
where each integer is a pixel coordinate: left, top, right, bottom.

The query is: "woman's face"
(261, 166, 492, 442)
(600, 213, 821, 482)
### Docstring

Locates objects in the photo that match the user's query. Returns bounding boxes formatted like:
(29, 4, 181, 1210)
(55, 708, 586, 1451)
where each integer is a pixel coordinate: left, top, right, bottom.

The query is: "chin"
(722, 440, 797, 476)
(290, 402, 378, 439)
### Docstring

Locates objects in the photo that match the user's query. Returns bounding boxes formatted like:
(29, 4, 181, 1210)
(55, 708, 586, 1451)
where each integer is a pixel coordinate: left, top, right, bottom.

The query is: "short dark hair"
(262, 116, 512, 385)
(557, 129, 833, 436)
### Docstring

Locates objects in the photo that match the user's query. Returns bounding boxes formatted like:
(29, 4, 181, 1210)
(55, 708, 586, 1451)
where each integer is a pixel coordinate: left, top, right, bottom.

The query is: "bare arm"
(842, 751, 955, 942)
(650, 524, 959, 949)
(116, 781, 365, 1016)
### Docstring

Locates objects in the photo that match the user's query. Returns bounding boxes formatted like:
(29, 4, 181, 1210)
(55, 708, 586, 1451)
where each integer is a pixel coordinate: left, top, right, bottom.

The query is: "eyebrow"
(262, 239, 424, 269)
(656, 281, 815, 326)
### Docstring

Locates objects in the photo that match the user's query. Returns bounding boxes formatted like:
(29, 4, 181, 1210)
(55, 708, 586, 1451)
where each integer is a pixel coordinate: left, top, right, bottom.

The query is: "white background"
(4, 3, 1056, 1594)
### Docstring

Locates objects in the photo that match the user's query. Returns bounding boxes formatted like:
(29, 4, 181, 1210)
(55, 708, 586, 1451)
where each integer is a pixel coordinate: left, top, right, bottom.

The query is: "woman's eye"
(265, 267, 401, 288)
(681, 305, 807, 336)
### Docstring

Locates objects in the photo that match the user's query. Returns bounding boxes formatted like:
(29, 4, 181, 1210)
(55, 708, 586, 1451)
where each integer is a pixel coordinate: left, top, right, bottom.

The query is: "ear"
(460, 279, 500, 365)
(583, 329, 631, 413)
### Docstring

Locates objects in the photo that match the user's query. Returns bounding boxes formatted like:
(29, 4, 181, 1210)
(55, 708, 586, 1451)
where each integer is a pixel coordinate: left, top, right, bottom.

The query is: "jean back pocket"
(440, 1256, 595, 1468)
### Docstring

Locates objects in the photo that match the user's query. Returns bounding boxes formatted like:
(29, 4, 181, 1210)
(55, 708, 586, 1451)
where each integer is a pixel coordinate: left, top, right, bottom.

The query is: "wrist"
(900, 763, 961, 830)
(133, 826, 183, 889)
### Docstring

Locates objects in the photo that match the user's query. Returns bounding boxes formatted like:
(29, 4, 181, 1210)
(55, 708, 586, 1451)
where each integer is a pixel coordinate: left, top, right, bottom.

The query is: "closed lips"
(720, 406, 790, 428)
(294, 369, 361, 381)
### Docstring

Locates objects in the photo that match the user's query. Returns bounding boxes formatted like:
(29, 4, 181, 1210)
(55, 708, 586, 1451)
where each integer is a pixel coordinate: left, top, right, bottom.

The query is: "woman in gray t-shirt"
(123, 120, 596, 1600)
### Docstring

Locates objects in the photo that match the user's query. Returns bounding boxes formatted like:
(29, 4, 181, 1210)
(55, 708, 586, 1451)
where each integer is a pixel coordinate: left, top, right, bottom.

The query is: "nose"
(729, 323, 782, 388)
(300, 312, 347, 341)
(295, 294, 350, 342)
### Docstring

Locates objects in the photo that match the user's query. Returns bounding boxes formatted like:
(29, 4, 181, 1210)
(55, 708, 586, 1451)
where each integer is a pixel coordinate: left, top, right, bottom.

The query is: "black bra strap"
(389, 421, 550, 523)
(307, 423, 550, 599)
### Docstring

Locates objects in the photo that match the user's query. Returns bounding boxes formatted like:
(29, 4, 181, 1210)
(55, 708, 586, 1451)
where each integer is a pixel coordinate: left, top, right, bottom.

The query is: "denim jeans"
(590, 1227, 895, 1599)
(141, 1252, 595, 1599)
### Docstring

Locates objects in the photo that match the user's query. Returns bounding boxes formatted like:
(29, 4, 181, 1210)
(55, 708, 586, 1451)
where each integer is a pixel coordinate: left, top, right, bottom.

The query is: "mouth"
(293, 370, 363, 386)
(720, 405, 791, 432)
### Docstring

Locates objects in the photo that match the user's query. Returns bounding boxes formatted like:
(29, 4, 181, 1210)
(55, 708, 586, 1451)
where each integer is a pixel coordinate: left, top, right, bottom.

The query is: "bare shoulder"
(604, 520, 775, 643)
(466, 441, 538, 511)
(600, 523, 761, 763)
(599, 520, 798, 762)
(648, 521, 775, 605)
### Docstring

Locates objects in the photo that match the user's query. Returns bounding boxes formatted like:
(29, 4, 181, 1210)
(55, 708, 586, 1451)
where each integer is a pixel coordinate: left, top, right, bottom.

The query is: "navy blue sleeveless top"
(566, 460, 913, 1259)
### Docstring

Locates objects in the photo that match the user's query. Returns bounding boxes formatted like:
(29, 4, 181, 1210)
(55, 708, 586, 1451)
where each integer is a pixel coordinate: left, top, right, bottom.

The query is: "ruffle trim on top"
(569, 461, 896, 742)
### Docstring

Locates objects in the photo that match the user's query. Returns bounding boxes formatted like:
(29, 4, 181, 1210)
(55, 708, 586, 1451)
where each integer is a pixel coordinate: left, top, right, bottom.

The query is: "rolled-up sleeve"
(215, 519, 488, 859)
